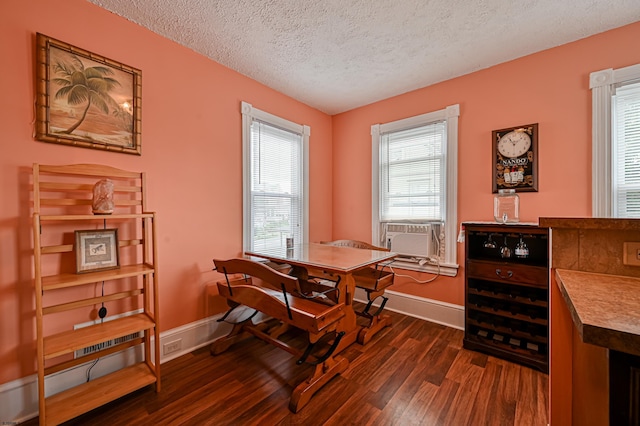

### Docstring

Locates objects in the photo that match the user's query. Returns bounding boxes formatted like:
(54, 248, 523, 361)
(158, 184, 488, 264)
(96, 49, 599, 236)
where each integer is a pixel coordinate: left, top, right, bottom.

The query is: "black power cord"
(86, 281, 107, 382)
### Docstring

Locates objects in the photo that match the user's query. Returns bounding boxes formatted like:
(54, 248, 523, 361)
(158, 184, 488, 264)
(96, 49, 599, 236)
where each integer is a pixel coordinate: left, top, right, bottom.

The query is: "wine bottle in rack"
(509, 303, 520, 316)
(509, 288, 521, 299)
(493, 316, 504, 329)
(492, 285, 501, 296)
(527, 307, 539, 320)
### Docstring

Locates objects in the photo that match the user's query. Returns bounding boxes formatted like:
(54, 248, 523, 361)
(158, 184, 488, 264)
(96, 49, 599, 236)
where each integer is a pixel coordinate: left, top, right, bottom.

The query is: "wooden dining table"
(245, 242, 397, 351)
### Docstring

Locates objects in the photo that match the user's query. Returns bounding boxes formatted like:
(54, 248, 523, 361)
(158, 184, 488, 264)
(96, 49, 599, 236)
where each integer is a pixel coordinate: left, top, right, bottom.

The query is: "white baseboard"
(1, 295, 463, 424)
(353, 287, 465, 330)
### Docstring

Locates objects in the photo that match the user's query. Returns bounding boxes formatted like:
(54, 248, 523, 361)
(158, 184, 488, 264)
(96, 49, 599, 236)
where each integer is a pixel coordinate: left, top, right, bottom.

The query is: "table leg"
(357, 313, 392, 345)
(289, 355, 349, 413)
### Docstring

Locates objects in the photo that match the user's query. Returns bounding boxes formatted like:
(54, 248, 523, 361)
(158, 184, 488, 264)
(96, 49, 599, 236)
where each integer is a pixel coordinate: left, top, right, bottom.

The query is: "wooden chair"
(320, 240, 395, 344)
(210, 258, 348, 412)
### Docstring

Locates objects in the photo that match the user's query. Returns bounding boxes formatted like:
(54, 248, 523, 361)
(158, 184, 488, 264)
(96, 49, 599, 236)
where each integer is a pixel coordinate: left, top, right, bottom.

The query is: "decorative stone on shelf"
(92, 179, 114, 214)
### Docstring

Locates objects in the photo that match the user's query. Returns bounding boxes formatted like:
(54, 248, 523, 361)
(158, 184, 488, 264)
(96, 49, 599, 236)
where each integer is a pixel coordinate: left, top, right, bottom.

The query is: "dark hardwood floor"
(27, 308, 548, 425)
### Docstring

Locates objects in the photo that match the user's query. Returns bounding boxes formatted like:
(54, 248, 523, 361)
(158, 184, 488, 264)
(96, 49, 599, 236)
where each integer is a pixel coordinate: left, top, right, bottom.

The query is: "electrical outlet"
(163, 338, 182, 355)
(623, 242, 640, 266)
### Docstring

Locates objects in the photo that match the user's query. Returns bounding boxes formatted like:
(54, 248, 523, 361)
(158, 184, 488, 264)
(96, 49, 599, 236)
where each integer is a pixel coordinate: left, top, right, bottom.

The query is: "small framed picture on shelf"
(75, 229, 120, 273)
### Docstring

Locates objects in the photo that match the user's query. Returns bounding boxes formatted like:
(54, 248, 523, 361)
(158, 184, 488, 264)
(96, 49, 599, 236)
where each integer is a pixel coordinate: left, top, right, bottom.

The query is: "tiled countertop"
(555, 268, 640, 356)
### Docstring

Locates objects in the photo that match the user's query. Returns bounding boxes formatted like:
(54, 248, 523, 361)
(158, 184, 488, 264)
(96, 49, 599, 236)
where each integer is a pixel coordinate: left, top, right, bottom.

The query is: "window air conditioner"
(385, 223, 436, 260)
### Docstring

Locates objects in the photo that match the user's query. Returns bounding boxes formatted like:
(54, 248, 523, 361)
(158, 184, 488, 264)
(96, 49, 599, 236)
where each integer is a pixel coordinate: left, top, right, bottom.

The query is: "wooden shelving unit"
(463, 222, 549, 372)
(32, 164, 160, 425)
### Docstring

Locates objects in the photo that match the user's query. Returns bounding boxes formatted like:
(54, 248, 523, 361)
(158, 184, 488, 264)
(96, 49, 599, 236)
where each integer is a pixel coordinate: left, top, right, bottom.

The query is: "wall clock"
(492, 123, 538, 193)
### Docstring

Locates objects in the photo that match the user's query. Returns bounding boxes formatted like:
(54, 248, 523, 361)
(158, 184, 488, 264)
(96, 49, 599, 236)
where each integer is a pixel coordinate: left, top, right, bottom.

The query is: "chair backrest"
(213, 258, 301, 295)
(321, 239, 390, 252)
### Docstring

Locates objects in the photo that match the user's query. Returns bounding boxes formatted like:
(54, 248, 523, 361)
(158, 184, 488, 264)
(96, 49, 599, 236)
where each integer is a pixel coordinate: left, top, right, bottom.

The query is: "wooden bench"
(320, 240, 395, 344)
(210, 258, 348, 412)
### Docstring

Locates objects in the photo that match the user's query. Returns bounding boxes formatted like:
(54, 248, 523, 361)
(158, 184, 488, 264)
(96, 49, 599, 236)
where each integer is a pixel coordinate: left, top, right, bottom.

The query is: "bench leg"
(210, 323, 249, 355)
(289, 355, 349, 413)
(210, 321, 270, 355)
(297, 331, 345, 365)
(357, 293, 392, 345)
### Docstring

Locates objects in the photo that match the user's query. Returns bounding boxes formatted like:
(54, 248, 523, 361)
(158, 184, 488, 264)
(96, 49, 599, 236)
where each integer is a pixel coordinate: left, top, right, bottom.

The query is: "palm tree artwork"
(48, 45, 134, 147)
(52, 54, 121, 134)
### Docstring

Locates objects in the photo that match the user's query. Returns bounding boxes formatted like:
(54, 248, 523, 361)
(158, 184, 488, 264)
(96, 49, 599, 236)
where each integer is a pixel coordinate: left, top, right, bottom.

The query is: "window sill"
(381, 259, 459, 277)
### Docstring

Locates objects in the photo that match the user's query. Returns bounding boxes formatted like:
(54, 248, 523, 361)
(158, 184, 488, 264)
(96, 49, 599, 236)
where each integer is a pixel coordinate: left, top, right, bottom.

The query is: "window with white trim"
(591, 64, 640, 218)
(241, 102, 309, 251)
(372, 104, 459, 275)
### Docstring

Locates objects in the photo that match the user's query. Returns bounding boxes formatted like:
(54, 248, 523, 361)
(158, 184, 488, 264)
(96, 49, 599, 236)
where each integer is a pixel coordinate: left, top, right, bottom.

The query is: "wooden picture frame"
(75, 229, 120, 273)
(492, 123, 539, 193)
(35, 33, 142, 155)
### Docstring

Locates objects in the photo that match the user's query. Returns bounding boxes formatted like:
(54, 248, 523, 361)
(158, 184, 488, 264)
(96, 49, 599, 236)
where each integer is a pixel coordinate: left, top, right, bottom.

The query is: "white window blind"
(241, 101, 309, 252)
(612, 81, 640, 217)
(380, 122, 445, 222)
(249, 120, 303, 250)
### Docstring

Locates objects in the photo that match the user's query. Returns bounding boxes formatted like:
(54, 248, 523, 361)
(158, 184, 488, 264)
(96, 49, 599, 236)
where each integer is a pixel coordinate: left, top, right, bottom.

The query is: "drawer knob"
(495, 269, 513, 279)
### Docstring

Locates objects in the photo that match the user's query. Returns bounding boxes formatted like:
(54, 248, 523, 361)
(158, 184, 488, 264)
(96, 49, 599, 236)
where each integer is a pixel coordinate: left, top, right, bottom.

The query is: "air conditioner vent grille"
(386, 223, 431, 234)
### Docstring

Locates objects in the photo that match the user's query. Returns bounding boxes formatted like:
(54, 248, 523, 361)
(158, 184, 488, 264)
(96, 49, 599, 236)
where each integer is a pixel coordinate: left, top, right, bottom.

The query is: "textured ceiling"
(87, 0, 640, 115)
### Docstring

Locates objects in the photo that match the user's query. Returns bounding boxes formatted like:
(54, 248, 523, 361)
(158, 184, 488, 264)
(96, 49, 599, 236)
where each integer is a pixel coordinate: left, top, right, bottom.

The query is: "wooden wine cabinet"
(463, 222, 549, 372)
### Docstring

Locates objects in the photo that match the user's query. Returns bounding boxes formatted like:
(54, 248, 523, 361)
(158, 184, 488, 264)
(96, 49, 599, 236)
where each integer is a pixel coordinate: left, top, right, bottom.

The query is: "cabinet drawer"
(467, 260, 548, 287)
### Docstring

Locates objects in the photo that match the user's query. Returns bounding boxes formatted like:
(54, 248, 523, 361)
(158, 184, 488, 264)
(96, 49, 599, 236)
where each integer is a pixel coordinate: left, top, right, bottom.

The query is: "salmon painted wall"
(332, 21, 640, 306)
(0, 0, 333, 385)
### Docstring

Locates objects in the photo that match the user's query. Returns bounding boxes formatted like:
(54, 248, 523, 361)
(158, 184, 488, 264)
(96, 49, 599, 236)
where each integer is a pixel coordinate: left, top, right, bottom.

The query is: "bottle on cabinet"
(494, 189, 519, 223)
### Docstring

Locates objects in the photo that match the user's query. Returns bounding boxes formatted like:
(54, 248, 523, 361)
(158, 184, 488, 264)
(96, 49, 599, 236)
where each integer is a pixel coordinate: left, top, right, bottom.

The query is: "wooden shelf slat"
(463, 334, 547, 372)
(467, 304, 548, 326)
(466, 317, 548, 345)
(41, 263, 155, 291)
(39, 181, 141, 193)
(40, 239, 142, 255)
(40, 199, 141, 207)
(44, 337, 145, 376)
(38, 163, 143, 179)
(44, 313, 155, 359)
(44, 363, 157, 425)
(43, 289, 143, 315)
(39, 213, 154, 221)
(41, 244, 74, 254)
(467, 287, 548, 308)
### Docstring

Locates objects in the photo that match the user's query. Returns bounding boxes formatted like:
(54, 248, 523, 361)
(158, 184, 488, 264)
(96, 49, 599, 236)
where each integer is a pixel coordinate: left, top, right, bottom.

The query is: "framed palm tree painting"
(35, 33, 142, 155)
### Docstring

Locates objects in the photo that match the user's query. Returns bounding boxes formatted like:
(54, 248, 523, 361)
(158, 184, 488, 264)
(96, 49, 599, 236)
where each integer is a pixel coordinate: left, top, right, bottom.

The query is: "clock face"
(497, 130, 531, 158)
